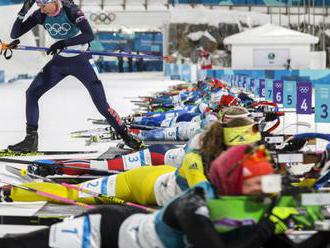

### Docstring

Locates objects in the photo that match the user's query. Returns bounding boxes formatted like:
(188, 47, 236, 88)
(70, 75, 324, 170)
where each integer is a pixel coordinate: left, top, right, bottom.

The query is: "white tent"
(223, 24, 323, 69)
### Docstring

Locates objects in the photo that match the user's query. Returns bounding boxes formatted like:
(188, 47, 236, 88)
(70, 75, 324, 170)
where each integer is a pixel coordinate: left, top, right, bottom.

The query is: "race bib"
(164, 148, 185, 168)
(79, 175, 117, 198)
(49, 214, 101, 248)
(122, 149, 152, 170)
(164, 127, 178, 141)
(178, 122, 200, 140)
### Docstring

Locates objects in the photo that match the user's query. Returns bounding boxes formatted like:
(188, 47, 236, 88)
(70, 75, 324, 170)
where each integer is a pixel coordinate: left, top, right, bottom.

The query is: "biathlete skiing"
(8, 0, 142, 152)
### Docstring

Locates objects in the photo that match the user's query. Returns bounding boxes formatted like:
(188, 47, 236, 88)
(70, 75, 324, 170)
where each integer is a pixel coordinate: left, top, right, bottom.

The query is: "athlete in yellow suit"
(7, 153, 206, 206)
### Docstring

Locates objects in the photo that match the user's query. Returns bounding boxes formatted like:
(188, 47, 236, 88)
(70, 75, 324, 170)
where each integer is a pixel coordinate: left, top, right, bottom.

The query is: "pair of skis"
(0, 149, 98, 157)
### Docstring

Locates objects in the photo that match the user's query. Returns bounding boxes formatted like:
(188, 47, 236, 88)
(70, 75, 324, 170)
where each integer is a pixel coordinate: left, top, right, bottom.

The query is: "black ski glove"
(47, 40, 66, 56)
(18, 0, 36, 19)
(163, 187, 208, 230)
(264, 112, 278, 122)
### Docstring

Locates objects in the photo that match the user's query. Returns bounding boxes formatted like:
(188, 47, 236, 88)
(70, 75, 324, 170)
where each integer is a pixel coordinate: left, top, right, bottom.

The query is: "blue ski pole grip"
(293, 133, 330, 142)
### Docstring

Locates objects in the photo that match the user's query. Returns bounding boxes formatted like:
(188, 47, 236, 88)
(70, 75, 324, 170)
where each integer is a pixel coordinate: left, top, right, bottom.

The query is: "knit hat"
(241, 149, 273, 180)
(36, 0, 57, 4)
(219, 94, 239, 107)
(209, 145, 273, 195)
(221, 106, 250, 123)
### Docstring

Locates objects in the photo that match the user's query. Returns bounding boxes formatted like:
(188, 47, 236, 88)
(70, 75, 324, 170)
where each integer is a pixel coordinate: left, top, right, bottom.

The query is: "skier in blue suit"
(8, 0, 142, 151)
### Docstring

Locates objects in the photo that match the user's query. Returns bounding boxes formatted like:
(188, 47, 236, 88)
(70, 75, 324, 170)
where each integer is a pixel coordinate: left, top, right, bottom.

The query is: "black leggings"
(0, 205, 146, 248)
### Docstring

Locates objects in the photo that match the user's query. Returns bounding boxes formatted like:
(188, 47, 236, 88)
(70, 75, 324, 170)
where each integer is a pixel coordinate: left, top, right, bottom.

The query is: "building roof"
(224, 24, 319, 45)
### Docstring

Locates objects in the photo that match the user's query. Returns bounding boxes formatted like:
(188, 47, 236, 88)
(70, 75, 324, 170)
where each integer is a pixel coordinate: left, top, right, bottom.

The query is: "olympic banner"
(265, 79, 273, 102)
(245, 77, 250, 92)
(259, 79, 265, 98)
(250, 78, 255, 93)
(253, 79, 260, 97)
(296, 81, 312, 115)
(242, 77, 246, 90)
(273, 80, 284, 104)
(238, 77, 243, 88)
(87, 11, 116, 25)
(315, 84, 330, 123)
(283, 81, 297, 109)
(234, 75, 238, 86)
(228, 75, 233, 86)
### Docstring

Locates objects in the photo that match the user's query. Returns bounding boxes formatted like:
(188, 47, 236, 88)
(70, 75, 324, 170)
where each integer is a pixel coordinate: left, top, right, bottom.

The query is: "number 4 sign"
(315, 84, 330, 123)
(296, 81, 312, 115)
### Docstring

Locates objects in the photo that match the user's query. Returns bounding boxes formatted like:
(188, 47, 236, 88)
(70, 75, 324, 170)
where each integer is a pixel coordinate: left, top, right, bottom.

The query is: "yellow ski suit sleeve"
(8, 165, 176, 206)
(177, 152, 208, 187)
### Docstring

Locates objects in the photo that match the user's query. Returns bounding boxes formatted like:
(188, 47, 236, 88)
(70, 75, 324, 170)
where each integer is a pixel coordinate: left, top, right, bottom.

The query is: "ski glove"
(47, 40, 66, 56)
(18, 0, 36, 19)
(163, 187, 208, 230)
(269, 207, 299, 234)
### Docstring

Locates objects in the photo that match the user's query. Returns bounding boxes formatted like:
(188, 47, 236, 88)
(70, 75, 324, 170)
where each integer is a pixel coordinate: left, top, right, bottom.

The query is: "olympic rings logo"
(275, 83, 282, 88)
(299, 86, 309, 93)
(45, 23, 71, 36)
(85, 11, 116, 25)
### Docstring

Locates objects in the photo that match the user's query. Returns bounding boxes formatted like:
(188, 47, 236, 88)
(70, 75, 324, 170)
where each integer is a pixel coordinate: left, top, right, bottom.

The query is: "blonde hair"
(199, 117, 254, 173)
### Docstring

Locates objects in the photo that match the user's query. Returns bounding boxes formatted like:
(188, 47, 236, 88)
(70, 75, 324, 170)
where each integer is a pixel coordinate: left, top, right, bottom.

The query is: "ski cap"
(221, 106, 249, 123)
(208, 145, 273, 195)
(36, 0, 57, 5)
(219, 94, 239, 107)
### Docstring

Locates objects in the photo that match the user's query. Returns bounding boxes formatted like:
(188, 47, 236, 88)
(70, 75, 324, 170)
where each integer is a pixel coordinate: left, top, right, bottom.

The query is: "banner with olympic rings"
(198, 69, 330, 124)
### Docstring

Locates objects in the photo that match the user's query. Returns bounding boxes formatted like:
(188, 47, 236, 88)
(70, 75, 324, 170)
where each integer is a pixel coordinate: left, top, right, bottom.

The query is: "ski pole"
(0, 40, 163, 60)
(0, 178, 95, 210)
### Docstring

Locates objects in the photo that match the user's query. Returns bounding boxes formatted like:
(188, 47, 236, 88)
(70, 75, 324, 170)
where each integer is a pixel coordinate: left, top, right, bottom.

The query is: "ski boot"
(7, 125, 38, 152)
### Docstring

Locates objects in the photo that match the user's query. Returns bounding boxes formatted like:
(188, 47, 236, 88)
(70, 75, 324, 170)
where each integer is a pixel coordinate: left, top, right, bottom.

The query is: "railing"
(1, 0, 329, 8)
(0, 0, 170, 9)
(169, 0, 330, 7)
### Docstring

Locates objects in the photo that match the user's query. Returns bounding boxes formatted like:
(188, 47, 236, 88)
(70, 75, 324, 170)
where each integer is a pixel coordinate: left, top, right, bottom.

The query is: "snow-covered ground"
(0, 72, 180, 152)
